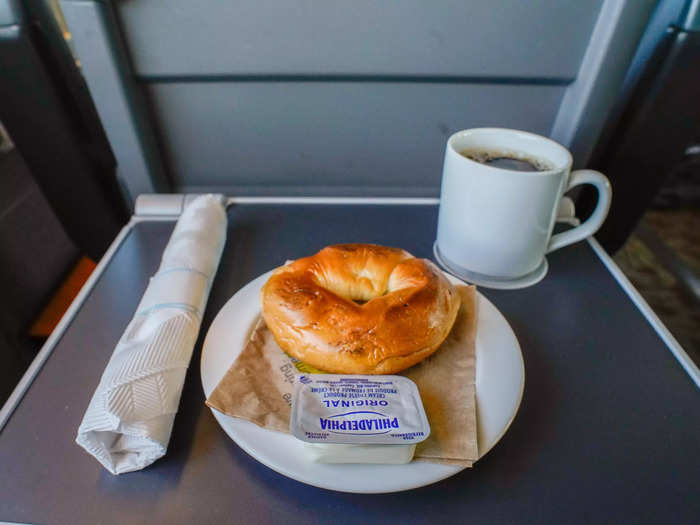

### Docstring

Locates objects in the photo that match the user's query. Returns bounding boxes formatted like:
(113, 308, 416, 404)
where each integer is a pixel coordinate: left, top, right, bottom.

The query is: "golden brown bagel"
(260, 244, 461, 374)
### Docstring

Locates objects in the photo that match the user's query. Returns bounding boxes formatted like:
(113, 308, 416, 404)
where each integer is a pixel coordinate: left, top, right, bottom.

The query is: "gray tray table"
(1, 201, 698, 524)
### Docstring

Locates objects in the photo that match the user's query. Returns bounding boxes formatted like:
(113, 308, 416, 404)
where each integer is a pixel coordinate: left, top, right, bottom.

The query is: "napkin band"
(136, 269, 210, 317)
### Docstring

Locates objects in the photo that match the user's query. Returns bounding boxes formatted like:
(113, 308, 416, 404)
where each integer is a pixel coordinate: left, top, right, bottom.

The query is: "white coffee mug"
(434, 128, 612, 288)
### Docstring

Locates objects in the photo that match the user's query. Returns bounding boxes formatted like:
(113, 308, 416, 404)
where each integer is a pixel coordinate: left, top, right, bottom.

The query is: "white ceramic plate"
(201, 271, 524, 493)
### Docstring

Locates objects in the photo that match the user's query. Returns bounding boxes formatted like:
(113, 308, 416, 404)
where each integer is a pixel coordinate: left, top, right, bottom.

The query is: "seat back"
(58, 0, 657, 201)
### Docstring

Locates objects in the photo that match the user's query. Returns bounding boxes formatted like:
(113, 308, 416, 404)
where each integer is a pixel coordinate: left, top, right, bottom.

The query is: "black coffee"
(459, 148, 553, 172)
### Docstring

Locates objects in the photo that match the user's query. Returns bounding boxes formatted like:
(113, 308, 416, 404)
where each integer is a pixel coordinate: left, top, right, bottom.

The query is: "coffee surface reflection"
(458, 148, 553, 172)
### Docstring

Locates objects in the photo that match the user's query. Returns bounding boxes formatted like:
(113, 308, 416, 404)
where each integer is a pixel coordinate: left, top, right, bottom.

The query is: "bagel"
(260, 244, 461, 374)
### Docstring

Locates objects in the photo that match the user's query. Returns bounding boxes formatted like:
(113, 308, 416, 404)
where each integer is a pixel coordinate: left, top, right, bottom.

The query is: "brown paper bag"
(206, 286, 478, 466)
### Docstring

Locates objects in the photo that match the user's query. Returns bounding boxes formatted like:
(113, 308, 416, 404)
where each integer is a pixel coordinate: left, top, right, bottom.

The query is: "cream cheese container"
(290, 375, 430, 463)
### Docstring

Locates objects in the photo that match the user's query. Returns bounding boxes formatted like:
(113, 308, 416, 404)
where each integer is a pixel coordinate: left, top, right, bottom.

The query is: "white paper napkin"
(76, 194, 227, 474)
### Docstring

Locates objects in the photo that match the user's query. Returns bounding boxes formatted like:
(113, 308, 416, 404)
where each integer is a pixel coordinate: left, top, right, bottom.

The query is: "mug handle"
(547, 170, 612, 254)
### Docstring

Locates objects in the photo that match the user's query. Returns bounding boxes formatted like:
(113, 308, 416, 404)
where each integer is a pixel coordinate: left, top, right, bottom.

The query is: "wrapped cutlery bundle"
(76, 195, 227, 474)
